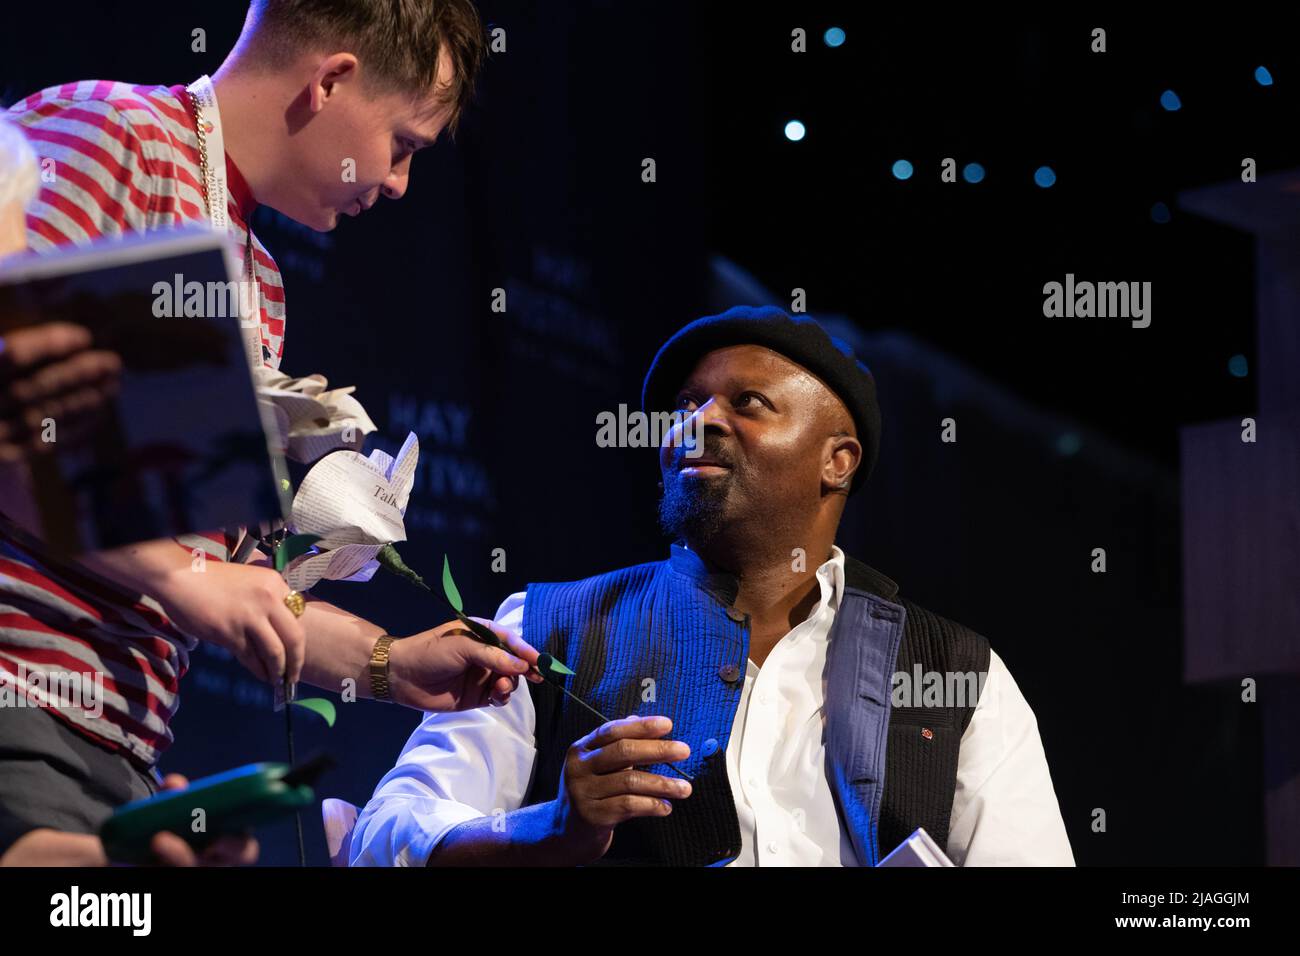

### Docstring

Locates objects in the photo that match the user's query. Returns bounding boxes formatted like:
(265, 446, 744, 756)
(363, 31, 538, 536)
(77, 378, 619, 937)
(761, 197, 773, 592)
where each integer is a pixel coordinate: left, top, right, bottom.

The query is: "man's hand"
(0, 322, 121, 462)
(547, 715, 692, 863)
(153, 559, 306, 685)
(0, 774, 258, 867)
(144, 774, 259, 866)
(387, 618, 543, 712)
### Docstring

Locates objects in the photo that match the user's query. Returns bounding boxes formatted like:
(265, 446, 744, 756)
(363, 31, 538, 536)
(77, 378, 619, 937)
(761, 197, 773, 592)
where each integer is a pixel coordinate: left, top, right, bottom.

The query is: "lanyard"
(185, 74, 264, 369)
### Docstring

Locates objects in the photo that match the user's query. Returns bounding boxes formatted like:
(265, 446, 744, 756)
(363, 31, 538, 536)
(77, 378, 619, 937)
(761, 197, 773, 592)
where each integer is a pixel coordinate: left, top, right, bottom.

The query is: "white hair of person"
(0, 118, 40, 212)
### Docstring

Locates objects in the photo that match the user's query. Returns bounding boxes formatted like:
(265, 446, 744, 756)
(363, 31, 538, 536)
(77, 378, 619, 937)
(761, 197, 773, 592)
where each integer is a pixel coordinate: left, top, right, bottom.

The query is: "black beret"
(641, 305, 881, 492)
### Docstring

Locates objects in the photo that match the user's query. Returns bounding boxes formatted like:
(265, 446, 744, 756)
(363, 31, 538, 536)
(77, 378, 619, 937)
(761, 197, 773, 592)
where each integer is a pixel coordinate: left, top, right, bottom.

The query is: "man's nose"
(382, 168, 409, 201)
(690, 396, 733, 435)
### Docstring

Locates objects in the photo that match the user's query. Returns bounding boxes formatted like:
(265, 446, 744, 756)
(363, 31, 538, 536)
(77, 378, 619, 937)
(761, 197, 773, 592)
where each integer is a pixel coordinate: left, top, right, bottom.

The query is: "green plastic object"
(100, 762, 314, 865)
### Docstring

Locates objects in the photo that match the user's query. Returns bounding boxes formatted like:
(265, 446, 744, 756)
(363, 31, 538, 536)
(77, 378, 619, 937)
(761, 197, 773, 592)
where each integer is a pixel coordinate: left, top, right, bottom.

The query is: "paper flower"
(253, 367, 377, 464)
(281, 432, 418, 591)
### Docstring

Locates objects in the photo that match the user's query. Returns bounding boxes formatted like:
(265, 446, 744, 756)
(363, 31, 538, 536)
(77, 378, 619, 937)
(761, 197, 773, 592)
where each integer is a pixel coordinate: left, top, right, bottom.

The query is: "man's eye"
(676, 396, 697, 412)
(735, 392, 767, 409)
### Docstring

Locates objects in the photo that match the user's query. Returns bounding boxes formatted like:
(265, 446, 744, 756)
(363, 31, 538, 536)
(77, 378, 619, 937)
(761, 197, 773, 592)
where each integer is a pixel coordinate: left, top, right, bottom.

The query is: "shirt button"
(718, 663, 741, 683)
(700, 737, 719, 757)
(767, 842, 779, 854)
(725, 607, 746, 623)
(759, 693, 770, 706)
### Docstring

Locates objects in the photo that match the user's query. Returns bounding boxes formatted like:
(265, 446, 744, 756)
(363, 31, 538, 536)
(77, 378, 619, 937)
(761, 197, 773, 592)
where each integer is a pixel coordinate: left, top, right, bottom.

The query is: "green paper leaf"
(539, 653, 575, 677)
(442, 554, 464, 614)
(281, 533, 322, 565)
(291, 697, 336, 727)
(273, 532, 321, 573)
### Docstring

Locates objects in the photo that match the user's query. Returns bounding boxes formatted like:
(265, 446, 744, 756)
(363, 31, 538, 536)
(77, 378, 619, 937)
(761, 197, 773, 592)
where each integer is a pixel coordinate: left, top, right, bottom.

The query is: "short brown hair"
(246, 0, 486, 131)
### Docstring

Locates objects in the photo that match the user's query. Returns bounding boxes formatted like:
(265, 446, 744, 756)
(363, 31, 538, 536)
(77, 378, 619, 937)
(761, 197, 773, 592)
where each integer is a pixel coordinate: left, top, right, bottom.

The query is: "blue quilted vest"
(522, 543, 988, 866)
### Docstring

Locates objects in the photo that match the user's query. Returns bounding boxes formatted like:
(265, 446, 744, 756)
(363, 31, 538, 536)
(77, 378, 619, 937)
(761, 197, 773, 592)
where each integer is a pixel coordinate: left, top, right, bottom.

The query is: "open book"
(0, 226, 290, 554)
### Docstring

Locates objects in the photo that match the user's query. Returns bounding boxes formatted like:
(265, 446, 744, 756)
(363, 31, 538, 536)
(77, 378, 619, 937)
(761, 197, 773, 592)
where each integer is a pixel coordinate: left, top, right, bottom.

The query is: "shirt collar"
(224, 154, 257, 222)
(666, 541, 847, 617)
(170, 83, 258, 223)
(816, 545, 847, 616)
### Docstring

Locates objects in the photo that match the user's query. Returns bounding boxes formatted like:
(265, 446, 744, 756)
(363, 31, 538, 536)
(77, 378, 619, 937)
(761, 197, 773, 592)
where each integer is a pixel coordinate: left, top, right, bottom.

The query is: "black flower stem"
(400, 574, 694, 783)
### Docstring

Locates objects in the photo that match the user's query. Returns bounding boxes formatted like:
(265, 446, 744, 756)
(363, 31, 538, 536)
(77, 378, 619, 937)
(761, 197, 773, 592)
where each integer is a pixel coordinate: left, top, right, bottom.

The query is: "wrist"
(368, 633, 398, 704)
(149, 560, 206, 616)
(545, 800, 610, 865)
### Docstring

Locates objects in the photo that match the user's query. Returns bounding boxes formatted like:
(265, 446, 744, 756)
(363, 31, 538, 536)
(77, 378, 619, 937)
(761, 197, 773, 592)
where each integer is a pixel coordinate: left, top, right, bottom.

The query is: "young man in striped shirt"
(0, 1, 537, 866)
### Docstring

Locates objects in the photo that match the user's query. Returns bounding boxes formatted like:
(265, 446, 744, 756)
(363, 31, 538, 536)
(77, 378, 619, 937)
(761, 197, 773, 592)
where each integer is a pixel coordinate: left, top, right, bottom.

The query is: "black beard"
(658, 470, 731, 545)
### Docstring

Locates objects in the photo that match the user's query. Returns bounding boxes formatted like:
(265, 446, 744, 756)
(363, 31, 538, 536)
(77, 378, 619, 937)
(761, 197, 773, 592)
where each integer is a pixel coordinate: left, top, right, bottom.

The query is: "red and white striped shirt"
(2, 79, 288, 766)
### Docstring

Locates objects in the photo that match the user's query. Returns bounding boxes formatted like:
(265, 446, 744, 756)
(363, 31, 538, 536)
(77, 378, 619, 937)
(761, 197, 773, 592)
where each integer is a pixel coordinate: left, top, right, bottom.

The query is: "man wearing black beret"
(352, 305, 1074, 866)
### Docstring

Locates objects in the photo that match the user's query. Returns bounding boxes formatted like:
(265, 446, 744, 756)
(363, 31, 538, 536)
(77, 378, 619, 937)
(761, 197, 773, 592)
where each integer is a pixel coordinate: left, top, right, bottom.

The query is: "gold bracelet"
(369, 634, 397, 702)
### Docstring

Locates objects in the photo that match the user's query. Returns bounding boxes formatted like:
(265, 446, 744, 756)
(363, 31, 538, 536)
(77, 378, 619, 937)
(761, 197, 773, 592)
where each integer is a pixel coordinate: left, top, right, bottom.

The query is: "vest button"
(725, 607, 746, 623)
(718, 663, 741, 683)
(701, 737, 719, 757)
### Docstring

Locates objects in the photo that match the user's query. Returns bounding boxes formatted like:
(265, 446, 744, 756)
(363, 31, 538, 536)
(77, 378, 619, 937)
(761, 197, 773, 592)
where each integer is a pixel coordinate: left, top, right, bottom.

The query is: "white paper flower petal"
(288, 426, 363, 465)
(282, 550, 332, 591)
(341, 559, 380, 583)
(290, 449, 408, 545)
(323, 390, 377, 436)
(367, 447, 395, 476)
(283, 544, 381, 591)
(254, 369, 376, 464)
(313, 526, 378, 549)
(269, 391, 331, 430)
(389, 433, 419, 513)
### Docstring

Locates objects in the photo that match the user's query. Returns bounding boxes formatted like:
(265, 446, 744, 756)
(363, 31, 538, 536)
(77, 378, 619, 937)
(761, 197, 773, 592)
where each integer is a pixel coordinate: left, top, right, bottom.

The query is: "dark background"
(3, 2, 1293, 864)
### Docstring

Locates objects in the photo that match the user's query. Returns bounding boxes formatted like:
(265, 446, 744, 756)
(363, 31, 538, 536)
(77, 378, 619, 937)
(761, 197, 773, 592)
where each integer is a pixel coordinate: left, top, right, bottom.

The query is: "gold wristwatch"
(369, 634, 397, 702)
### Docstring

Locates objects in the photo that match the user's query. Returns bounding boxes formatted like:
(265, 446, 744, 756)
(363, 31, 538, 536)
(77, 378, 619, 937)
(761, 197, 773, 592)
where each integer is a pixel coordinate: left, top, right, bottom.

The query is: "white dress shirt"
(350, 547, 1075, 866)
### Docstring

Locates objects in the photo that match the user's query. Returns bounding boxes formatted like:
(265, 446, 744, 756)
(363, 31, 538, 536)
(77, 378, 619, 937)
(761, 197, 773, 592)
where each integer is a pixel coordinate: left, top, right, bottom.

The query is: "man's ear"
(309, 53, 360, 111)
(822, 433, 862, 493)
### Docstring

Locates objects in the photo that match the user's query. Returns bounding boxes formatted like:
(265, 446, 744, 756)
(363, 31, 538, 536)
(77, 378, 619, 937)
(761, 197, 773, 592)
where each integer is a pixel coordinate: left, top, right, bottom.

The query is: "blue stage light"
(824, 27, 846, 48)
(1150, 202, 1171, 223)
(1160, 89, 1182, 111)
(1228, 354, 1249, 377)
(784, 120, 806, 142)
(962, 162, 985, 183)
(1034, 166, 1057, 188)
(892, 159, 914, 180)
(1255, 65, 1274, 86)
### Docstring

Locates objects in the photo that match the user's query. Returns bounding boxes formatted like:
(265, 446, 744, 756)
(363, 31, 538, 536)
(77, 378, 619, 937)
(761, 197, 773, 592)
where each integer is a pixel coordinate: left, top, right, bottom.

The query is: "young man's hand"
(88, 539, 544, 712)
(153, 559, 306, 685)
(143, 774, 259, 866)
(0, 775, 258, 867)
(387, 618, 543, 712)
